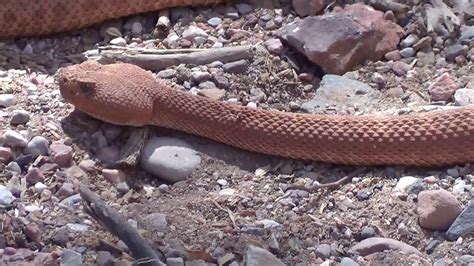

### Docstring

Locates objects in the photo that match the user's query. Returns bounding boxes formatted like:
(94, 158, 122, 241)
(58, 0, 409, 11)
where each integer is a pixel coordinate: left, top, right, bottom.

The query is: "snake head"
(58, 60, 157, 127)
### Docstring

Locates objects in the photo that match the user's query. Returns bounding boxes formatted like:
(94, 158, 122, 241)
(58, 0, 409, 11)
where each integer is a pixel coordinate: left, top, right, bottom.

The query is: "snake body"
(58, 61, 474, 167)
(0, 0, 226, 38)
(2, 1, 473, 166)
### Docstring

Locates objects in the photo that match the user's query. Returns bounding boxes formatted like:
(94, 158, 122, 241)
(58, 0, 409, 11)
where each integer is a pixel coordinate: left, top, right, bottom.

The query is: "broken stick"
(98, 45, 255, 71)
(79, 185, 165, 266)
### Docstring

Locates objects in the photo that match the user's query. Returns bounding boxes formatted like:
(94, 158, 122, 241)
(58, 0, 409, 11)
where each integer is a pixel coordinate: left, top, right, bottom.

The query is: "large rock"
(417, 189, 462, 231)
(279, 3, 403, 74)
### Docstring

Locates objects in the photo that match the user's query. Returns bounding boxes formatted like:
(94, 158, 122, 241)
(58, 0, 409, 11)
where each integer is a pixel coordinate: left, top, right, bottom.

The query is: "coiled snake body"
(2, 0, 473, 166)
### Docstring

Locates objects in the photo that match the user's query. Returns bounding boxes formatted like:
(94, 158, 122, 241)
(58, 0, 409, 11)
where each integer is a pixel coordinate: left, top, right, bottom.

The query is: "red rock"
(428, 73, 458, 101)
(264, 38, 284, 55)
(417, 189, 462, 230)
(292, 0, 326, 17)
(24, 223, 41, 243)
(25, 168, 45, 186)
(385, 50, 401, 61)
(279, 3, 403, 74)
(349, 237, 422, 256)
(0, 147, 13, 163)
(383, 10, 396, 22)
(57, 183, 75, 197)
(50, 142, 73, 167)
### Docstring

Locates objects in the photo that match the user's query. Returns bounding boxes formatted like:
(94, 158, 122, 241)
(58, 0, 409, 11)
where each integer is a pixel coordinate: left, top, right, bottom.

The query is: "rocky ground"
(1, 0, 474, 265)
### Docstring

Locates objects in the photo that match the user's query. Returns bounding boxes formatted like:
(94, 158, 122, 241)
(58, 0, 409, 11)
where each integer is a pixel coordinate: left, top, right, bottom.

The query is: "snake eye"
(79, 82, 95, 95)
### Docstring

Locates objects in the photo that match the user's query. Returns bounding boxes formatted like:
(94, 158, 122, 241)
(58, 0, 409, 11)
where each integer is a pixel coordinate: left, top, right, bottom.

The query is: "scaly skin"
(58, 61, 474, 167)
(0, 0, 226, 38)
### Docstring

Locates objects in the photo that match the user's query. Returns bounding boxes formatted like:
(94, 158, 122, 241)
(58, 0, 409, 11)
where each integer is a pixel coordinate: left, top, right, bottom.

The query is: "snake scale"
(1, 0, 473, 166)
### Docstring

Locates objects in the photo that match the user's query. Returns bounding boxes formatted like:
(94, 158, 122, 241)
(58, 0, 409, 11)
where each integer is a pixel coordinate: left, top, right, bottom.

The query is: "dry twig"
(79, 185, 165, 266)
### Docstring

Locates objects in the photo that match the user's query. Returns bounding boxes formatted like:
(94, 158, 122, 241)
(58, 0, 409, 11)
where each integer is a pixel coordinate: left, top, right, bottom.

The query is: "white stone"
(140, 137, 201, 183)
(0, 94, 15, 107)
(393, 176, 419, 192)
(0, 185, 15, 205)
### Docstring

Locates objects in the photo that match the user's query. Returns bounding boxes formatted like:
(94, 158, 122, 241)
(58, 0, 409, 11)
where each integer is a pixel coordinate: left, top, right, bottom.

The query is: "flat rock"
(140, 137, 201, 183)
(417, 189, 462, 231)
(446, 200, 474, 241)
(244, 245, 285, 266)
(300, 74, 381, 113)
(278, 3, 402, 74)
(348, 237, 422, 256)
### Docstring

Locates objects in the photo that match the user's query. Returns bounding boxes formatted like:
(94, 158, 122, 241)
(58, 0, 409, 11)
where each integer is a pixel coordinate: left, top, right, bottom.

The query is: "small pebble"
(394, 176, 419, 192)
(34, 182, 48, 194)
(116, 182, 130, 193)
(400, 34, 419, 48)
(24, 136, 49, 157)
(57, 183, 75, 197)
(102, 169, 126, 184)
(447, 168, 460, 178)
(264, 38, 284, 55)
(360, 226, 376, 239)
(0, 185, 15, 206)
(191, 71, 212, 83)
(453, 180, 469, 194)
(223, 60, 249, 74)
(3, 130, 28, 148)
(24, 223, 41, 242)
(315, 244, 331, 259)
(0, 147, 13, 163)
(207, 17, 222, 27)
(217, 179, 228, 186)
(158, 184, 169, 193)
(454, 88, 474, 106)
(25, 168, 45, 186)
(0, 94, 15, 107)
(50, 142, 73, 167)
(341, 257, 359, 266)
(371, 73, 385, 84)
(10, 109, 30, 125)
(110, 37, 127, 46)
(131, 22, 143, 35)
(356, 190, 370, 201)
(157, 69, 176, 79)
(140, 137, 201, 183)
(385, 50, 401, 61)
(400, 47, 415, 58)
(246, 102, 257, 109)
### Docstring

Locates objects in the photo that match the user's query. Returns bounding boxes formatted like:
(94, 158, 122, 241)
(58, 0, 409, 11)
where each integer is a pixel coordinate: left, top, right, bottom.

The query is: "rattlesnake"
(2, 0, 473, 166)
(58, 61, 474, 166)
